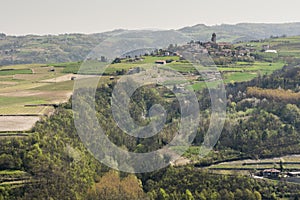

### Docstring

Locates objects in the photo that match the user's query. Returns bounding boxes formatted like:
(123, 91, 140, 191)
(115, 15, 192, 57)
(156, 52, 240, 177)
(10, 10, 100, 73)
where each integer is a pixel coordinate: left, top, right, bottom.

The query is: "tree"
(244, 189, 256, 200)
(220, 189, 234, 200)
(210, 191, 220, 200)
(254, 191, 262, 200)
(159, 188, 170, 200)
(185, 189, 194, 200)
(0, 154, 20, 170)
(112, 57, 121, 64)
(280, 159, 285, 172)
(120, 175, 145, 199)
(197, 192, 207, 200)
(88, 171, 145, 200)
(234, 189, 243, 200)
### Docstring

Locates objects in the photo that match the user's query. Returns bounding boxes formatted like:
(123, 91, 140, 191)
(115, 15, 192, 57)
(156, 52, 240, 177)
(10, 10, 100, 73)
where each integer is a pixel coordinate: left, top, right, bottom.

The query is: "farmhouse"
(262, 44, 270, 51)
(202, 41, 218, 49)
(262, 169, 280, 178)
(218, 42, 232, 49)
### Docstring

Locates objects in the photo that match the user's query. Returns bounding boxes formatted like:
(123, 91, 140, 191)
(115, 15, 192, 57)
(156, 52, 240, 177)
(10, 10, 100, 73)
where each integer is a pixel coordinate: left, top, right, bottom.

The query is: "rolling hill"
(2, 22, 300, 66)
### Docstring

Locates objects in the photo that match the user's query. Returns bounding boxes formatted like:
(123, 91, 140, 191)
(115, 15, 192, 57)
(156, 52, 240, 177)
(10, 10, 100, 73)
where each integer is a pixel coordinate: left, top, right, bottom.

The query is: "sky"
(1, 0, 300, 35)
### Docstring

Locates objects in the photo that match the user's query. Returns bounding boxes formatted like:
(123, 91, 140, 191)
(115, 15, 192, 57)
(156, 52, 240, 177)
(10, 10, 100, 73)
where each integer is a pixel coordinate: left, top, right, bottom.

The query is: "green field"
(191, 61, 285, 90)
(192, 81, 221, 91)
(0, 69, 32, 76)
(52, 62, 82, 74)
(222, 62, 285, 83)
(167, 62, 196, 73)
(0, 64, 46, 70)
(224, 72, 258, 83)
(0, 64, 73, 126)
(32, 80, 75, 91)
(0, 95, 51, 115)
(0, 56, 287, 130)
(207, 155, 300, 172)
(236, 35, 300, 60)
(51, 56, 180, 75)
(0, 96, 46, 107)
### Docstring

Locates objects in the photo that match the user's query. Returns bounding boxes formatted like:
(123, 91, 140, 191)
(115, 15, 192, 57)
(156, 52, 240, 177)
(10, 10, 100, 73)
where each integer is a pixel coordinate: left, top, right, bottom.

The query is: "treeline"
(141, 166, 300, 199)
(223, 66, 300, 157)
(247, 87, 300, 104)
(194, 64, 300, 164)
(226, 65, 300, 103)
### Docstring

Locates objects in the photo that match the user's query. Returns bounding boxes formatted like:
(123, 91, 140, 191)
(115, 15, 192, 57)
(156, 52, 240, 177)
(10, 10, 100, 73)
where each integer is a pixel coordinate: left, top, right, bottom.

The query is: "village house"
(262, 169, 281, 178)
(164, 52, 170, 56)
(99, 56, 108, 62)
(218, 42, 232, 49)
(262, 44, 270, 51)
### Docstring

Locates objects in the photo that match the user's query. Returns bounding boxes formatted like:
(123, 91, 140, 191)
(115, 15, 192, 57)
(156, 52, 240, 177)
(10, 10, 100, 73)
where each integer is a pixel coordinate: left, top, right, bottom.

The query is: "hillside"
(0, 30, 188, 66)
(1, 62, 300, 199)
(2, 23, 300, 66)
(1, 31, 300, 199)
(179, 23, 300, 42)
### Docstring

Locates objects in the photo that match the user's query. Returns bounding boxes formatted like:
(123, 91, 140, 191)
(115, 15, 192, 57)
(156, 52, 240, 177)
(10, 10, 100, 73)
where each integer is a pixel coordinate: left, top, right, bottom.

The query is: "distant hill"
(1, 22, 300, 66)
(0, 30, 188, 66)
(179, 22, 300, 42)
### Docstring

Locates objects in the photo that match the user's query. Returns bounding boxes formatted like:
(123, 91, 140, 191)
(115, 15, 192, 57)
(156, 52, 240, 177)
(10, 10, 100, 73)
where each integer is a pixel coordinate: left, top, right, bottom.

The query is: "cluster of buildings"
(261, 44, 278, 54)
(254, 168, 300, 184)
(108, 32, 279, 73)
(111, 33, 258, 66)
(183, 33, 256, 58)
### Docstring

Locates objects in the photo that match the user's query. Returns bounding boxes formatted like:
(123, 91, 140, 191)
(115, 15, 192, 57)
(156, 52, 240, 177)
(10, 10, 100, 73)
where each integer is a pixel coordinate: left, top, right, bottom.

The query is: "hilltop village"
(113, 33, 278, 67)
(183, 33, 254, 58)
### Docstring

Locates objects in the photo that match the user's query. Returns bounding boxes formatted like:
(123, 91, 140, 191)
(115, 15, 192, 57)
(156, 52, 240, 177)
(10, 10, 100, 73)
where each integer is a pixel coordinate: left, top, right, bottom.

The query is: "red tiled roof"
(263, 169, 280, 173)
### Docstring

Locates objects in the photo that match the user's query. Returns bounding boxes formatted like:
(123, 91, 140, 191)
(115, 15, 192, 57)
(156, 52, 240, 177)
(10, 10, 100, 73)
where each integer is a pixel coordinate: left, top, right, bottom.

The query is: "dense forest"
(1, 62, 300, 199)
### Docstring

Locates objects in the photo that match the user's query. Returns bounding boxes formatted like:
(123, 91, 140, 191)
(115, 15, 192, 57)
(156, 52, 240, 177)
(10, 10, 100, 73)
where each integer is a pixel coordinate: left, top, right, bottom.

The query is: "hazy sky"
(1, 0, 300, 35)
